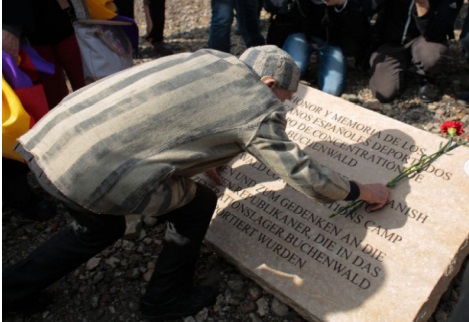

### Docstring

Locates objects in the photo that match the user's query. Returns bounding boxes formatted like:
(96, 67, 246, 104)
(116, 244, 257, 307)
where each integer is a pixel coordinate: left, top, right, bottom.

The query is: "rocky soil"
(3, 1, 469, 321)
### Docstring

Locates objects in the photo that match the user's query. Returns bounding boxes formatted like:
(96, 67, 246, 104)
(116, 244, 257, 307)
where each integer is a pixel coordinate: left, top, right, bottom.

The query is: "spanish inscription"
(194, 84, 469, 322)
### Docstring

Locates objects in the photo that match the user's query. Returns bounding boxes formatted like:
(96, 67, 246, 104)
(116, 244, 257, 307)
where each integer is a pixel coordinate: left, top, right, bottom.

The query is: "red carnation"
(331, 119, 468, 219)
(440, 121, 465, 136)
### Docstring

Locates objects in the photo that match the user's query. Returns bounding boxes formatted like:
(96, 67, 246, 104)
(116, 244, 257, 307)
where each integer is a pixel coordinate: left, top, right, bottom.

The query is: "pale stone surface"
(194, 84, 469, 322)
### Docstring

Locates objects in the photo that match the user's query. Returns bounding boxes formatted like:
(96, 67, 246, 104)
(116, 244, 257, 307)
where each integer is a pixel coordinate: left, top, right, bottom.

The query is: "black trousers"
(369, 36, 447, 102)
(3, 182, 217, 307)
(114, 0, 135, 18)
(113, 0, 166, 42)
(146, 0, 166, 42)
(2, 158, 41, 216)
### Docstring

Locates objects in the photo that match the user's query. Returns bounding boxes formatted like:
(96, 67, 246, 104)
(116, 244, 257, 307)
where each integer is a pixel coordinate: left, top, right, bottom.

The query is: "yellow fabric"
(2, 76, 31, 161)
(86, 0, 117, 20)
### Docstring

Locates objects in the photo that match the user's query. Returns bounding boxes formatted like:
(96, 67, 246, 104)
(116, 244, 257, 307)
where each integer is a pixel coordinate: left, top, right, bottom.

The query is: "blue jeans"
(208, 0, 264, 53)
(236, 0, 264, 48)
(283, 32, 346, 96)
(208, 0, 235, 53)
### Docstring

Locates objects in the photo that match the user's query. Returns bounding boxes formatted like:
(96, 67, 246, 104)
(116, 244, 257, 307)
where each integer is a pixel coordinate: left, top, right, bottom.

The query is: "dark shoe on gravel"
(151, 41, 174, 57)
(140, 286, 218, 321)
(419, 83, 440, 103)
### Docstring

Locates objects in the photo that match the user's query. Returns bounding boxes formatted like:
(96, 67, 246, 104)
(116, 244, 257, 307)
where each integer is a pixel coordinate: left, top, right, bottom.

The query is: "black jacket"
(372, 0, 463, 45)
(3, 0, 75, 45)
(266, 0, 372, 57)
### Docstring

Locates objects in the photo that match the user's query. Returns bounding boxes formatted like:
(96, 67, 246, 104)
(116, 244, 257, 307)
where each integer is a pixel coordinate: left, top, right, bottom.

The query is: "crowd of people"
(2, 0, 468, 321)
(265, 0, 468, 102)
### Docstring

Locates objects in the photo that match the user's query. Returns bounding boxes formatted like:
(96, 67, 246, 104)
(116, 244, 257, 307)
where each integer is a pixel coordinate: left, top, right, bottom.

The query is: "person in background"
(2, 0, 86, 221)
(237, 0, 265, 48)
(114, 0, 173, 56)
(460, 6, 469, 60)
(3, 45, 390, 320)
(3, 50, 55, 221)
(368, 0, 463, 103)
(265, 0, 372, 96)
(3, 0, 86, 109)
(145, 0, 173, 55)
(114, 0, 135, 20)
(208, 0, 265, 53)
(457, 6, 469, 101)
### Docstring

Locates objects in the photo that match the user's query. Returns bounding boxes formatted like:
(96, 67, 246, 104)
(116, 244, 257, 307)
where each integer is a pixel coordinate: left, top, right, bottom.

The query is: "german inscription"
(194, 85, 469, 322)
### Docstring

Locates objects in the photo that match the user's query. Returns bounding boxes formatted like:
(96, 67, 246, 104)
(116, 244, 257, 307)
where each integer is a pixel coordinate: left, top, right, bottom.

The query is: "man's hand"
(2, 29, 20, 61)
(206, 167, 223, 185)
(357, 183, 391, 212)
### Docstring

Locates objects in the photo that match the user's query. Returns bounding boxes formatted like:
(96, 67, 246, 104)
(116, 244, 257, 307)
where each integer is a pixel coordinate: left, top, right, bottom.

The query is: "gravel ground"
(3, 1, 469, 321)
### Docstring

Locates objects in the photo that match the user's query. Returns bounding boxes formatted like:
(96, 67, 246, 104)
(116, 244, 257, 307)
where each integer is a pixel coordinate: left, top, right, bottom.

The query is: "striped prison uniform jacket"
(16, 49, 352, 216)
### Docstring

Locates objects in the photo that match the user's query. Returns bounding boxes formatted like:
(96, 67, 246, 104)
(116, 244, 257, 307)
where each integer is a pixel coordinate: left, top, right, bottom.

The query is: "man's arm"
(245, 110, 390, 209)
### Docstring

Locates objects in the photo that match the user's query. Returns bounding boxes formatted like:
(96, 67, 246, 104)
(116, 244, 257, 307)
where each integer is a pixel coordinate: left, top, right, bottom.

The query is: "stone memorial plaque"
(193, 84, 469, 322)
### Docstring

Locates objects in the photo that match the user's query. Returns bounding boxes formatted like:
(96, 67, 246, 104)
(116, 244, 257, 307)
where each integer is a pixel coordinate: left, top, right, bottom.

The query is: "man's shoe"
(140, 286, 217, 321)
(151, 41, 174, 56)
(418, 80, 440, 103)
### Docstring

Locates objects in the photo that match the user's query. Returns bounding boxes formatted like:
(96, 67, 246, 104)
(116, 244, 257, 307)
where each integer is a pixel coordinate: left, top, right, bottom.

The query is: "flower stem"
(329, 133, 467, 219)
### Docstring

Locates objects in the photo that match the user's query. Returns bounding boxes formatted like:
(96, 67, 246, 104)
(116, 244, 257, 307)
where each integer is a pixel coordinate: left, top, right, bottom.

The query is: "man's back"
(17, 49, 283, 214)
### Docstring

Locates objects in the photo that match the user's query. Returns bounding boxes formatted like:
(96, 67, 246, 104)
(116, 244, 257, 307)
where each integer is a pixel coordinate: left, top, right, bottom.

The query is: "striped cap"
(239, 45, 300, 92)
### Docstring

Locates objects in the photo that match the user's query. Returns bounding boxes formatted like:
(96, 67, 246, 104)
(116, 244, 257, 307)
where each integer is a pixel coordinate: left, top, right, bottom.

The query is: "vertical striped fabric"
(16, 49, 351, 216)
